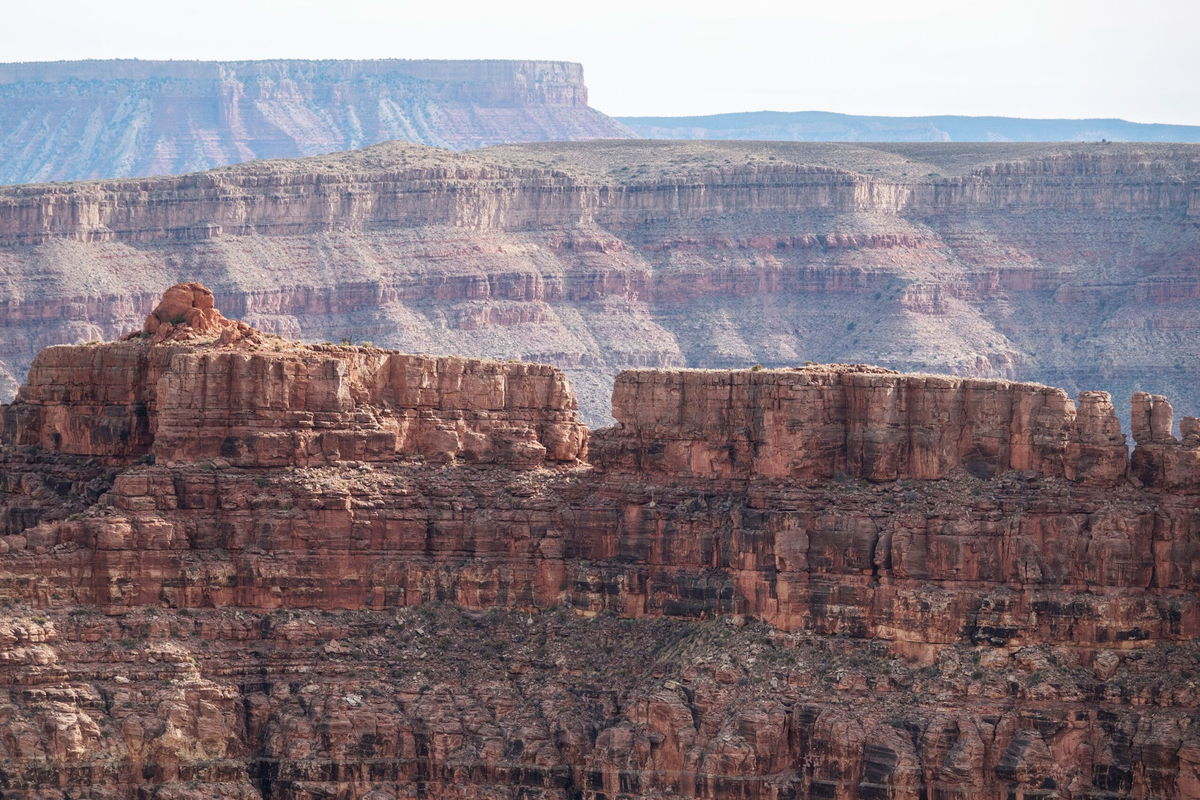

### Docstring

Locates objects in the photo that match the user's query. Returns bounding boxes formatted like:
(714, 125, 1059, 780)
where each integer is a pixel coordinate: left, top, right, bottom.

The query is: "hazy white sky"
(3, 0, 1198, 124)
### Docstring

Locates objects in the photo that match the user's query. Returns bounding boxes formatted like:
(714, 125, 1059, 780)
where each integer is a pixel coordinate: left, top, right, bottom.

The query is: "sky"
(2, 0, 1198, 125)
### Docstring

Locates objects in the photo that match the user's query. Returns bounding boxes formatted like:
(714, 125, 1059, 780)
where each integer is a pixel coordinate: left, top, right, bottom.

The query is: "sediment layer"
(0, 140, 1197, 426)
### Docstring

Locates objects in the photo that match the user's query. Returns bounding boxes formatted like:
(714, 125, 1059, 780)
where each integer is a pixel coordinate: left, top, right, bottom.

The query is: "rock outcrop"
(138, 281, 259, 345)
(0, 286, 1197, 798)
(2, 285, 587, 469)
(0, 59, 632, 183)
(0, 140, 1196, 426)
(1130, 392, 1200, 491)
(593, 366, 1128, 484)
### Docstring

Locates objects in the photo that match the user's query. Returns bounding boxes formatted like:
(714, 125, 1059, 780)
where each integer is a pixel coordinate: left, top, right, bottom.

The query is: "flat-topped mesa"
(0, 59, 629, 183)
(592, 366, 1132, 485)
(1, 284, 588, 469)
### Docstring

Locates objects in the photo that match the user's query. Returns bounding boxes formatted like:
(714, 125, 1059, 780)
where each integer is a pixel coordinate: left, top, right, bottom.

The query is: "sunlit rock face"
(0, 286, 1197, 799)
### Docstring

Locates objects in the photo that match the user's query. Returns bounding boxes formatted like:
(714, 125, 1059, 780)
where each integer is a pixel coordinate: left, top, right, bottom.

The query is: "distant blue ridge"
(617, 110, 1200, 143)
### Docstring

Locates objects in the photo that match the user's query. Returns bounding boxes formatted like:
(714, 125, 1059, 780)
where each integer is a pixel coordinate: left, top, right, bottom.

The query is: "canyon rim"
(0, 139, 1197, 428)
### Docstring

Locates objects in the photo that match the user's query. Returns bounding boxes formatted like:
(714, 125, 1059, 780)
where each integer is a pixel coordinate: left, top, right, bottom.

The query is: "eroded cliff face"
(0, 140, 1197, 426)
(0, 59, 631, 183)
(2, 287, 587, 471)
(594, 366, 1130, 484)
(0, 288, 1197, 799)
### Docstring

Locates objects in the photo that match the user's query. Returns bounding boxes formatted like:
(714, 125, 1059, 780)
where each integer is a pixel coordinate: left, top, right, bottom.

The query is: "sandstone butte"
(0, 139, 1196, 431)
(0, 284, 1197, 799)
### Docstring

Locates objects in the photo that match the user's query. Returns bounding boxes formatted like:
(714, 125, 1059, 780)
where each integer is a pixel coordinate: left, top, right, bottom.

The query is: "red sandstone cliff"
(593, 366, 1130, 484)
(2, 284, 587, 469)
(0, 287, 1197, 799)
(0, 140, 1195, 426)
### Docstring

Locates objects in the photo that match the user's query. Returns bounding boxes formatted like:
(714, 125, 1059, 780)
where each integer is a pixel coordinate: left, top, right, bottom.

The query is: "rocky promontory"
(0, 286, 1197, 799)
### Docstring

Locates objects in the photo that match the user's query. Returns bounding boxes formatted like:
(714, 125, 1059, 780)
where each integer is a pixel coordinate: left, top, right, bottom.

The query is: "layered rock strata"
(0, 289, 1197, 799)
(1, 284, 588, 469)
(0, 140, 1197, 425)
(0, 59, 631, 183)
(594, 366, 1130, 484)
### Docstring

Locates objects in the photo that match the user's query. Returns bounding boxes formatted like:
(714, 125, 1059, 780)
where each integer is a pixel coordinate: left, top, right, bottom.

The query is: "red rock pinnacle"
(133, 282, 259, 345)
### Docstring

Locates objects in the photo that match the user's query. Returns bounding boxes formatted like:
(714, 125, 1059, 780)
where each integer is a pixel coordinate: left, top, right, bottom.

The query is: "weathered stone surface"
(3, 460, 1194, 647)
(2, 287, 587, 469)
(153, 348, 587, 468)
(0, 296, 1197, 799)
(593, 367, 1129, 484)
(138, 281, 260, 346)
(0, 605, 1195, 800)
(0, 342, 176, 459)
(144, 282, 222, 335)
(1130, 393, 1200, 490)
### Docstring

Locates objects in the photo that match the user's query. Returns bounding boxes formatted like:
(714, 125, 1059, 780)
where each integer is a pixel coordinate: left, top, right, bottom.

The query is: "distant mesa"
(4, 58, 1199, 185)
(0, 58, 633, 183)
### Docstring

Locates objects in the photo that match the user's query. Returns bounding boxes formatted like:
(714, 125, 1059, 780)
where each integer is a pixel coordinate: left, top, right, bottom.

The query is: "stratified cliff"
(0, 59, 631, 183)
(0, 140, 1197, 427)
(0, 287, 1197, 799)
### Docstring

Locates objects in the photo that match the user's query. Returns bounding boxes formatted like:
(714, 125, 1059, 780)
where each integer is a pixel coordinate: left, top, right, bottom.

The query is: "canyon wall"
(0, 59, 631, 183)
(0, 294, 1197, 798)
(0, 140, 1197, 428)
